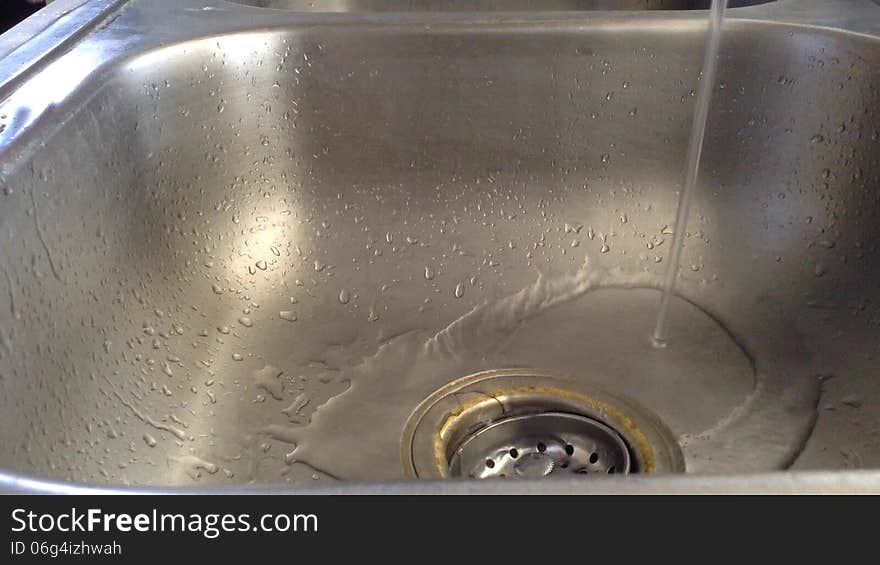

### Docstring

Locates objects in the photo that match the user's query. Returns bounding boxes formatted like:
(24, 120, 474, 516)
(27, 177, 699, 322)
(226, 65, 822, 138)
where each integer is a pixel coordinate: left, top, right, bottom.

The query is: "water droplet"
(238, 316, 253, 327)
(281, 393, 310, 418)
(279, 310, 297, 322)
(211, 284, 224, 295)
(255, 260, 268, 270)
(601, 153, 610, 164)
(143, 434, 158, 448)
(650, 336, 668, 349)
(217, 325, 230, 334)
(424, 266, 436, 281)
(454, 283, 465, 299)
(841, 395, 862, 408)
(314, 260, 325, 272)
(232, 353, 243, 361)
(338, 289, 350, 304)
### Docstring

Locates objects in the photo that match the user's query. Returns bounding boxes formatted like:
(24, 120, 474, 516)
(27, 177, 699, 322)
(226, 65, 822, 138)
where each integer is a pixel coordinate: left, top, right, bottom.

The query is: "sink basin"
(0, 0, 879, 493)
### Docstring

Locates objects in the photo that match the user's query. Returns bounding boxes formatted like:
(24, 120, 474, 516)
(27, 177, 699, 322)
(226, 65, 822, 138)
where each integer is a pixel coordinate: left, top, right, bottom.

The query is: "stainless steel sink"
(0, 0, 879, 494)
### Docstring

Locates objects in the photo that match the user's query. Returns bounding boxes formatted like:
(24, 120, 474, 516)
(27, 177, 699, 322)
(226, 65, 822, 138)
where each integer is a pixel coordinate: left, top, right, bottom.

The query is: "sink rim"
(3, 469, 880, 494)
(218, 0, 778, 14)
(1, 0, 879, 96)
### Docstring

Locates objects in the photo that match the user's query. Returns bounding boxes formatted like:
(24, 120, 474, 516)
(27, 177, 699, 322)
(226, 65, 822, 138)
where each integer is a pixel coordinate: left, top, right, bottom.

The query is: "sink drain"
(402, 369, 685, 479)
(451, 412, 632, 478)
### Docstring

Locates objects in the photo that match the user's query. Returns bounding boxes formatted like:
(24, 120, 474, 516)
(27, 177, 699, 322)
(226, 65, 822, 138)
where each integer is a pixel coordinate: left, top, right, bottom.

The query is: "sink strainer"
(402, 369, 685, 479)
(450, 412, 632, 478)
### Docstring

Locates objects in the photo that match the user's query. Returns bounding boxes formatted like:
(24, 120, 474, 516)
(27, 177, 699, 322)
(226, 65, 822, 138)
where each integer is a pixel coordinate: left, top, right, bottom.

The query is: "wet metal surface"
(0, 0, 879, 492)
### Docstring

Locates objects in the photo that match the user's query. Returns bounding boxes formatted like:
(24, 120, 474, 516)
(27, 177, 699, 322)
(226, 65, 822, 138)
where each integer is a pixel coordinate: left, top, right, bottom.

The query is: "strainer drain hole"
(564, 444, 575, 456)
(589, 452, 599, 464)
(509, 448, 519, 459)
